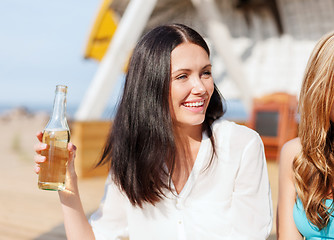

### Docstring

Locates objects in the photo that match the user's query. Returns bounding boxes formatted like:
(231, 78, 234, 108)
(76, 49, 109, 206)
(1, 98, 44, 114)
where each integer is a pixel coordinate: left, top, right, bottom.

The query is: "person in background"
(34, 23, 272, 240)
(277, 31, 334, 239)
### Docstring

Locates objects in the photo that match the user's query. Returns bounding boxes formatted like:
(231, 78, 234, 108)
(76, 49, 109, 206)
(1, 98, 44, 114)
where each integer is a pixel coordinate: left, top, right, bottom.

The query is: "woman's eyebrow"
(173, 64, 212, 74)
(202, 64, 212, 69)
(172, 68, 191, 74)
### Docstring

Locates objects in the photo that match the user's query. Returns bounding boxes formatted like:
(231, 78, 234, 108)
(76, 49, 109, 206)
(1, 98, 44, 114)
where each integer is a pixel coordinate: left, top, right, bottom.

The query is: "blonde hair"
(293, 31, 334, 229)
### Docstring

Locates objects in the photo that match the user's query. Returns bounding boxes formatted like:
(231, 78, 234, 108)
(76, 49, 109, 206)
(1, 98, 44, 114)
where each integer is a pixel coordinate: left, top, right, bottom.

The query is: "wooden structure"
(75, 0, 251, 121)
(248, 92, 298, 161)
(72, 0, 251, 178)
(71, 121, 112, 178)
(75, 0, 158, 120)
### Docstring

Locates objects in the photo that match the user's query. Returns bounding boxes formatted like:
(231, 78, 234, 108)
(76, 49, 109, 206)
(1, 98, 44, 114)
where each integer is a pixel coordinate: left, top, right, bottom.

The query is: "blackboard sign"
(255, 111, 279, 137)
(248, 93, 298, 160)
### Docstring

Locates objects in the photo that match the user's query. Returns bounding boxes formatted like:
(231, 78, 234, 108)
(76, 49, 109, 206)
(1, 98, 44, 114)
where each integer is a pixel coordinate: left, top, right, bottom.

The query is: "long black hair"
(98, 23, 225, 207)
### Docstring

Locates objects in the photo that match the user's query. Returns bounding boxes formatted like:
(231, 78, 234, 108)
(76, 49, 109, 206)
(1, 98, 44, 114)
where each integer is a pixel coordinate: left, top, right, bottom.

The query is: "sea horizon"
(0, 99, 249, 122)
(0, 103, 118, 120)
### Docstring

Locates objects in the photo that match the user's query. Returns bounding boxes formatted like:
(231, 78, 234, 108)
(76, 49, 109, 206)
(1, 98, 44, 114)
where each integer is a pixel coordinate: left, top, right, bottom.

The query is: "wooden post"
(75, 0, 157, 120)
(191, 0, 252, 114)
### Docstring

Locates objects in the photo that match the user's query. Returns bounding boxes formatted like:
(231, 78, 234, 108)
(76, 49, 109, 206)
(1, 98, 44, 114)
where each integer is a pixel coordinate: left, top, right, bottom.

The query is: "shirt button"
(178, 220, 182, 224)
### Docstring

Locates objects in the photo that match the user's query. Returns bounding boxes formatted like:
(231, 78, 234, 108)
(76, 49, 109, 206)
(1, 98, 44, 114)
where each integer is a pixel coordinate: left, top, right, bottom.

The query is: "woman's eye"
(202, 71, 212, 78)
(176, 74, 187, 80)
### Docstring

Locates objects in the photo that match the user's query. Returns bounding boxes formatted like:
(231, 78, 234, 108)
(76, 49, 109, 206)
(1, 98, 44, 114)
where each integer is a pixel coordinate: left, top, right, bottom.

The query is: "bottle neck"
(45, 89, 69, 130)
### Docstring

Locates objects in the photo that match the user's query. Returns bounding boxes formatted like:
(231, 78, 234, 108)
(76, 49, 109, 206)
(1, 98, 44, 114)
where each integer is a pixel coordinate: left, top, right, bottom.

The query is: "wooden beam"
(191, 0, 252, 113)
(75, 0, 157, 120)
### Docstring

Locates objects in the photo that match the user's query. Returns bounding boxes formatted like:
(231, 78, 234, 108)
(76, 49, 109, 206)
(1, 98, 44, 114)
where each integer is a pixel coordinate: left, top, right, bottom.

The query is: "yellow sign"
(84, 0, 118, 61)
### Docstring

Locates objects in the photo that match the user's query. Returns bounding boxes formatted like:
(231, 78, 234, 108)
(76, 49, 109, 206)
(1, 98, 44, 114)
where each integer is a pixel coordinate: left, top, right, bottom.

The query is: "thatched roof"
(110, 0, 283, 38)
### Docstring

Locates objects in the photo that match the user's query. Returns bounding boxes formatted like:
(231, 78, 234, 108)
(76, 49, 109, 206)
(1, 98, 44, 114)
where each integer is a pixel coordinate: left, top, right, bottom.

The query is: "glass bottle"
(38, 85, 70, 191)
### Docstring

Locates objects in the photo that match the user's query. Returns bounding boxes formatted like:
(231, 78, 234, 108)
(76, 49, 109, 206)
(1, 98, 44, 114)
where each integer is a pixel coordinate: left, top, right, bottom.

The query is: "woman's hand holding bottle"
(34, 131, 78, 195)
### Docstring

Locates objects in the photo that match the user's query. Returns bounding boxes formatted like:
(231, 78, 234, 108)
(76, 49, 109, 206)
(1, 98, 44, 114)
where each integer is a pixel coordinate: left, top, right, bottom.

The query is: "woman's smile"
(182, 99, 206, 113)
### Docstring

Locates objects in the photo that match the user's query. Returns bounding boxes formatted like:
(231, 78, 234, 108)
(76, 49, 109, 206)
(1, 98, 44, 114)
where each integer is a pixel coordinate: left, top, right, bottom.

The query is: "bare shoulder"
(281, 138, 301, 159)
(279, 137, 301, 171)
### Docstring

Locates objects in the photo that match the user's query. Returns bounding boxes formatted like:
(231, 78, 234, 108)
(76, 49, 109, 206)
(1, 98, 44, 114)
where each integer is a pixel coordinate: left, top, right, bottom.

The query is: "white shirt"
(89, 119, 273, 240)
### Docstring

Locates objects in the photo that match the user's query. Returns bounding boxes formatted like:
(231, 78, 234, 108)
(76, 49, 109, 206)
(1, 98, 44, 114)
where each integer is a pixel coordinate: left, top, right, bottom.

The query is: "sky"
(0, 0, 259, 121)
(0, 0, 111, 115)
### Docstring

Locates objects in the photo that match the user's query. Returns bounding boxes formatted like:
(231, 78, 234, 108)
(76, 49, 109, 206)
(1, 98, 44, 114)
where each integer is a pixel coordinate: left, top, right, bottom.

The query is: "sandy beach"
(0, 108, 106, 239)
(0, 108, 278, 239)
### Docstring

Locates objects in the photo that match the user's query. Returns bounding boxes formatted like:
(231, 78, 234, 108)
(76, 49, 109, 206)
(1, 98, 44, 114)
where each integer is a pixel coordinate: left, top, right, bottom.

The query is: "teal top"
(293, 198, 334, 239)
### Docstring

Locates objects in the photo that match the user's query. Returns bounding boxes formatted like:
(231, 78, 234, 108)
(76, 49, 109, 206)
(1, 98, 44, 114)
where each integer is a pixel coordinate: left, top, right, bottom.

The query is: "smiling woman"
(170, 43, 214, 129)
(34, 23, 273, 240)
(169, 42, 216, 193)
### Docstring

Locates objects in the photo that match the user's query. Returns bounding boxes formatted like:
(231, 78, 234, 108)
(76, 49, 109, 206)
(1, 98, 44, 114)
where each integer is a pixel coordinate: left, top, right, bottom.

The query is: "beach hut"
(72, 0, 334, 176)
(72, 0, 254, 177)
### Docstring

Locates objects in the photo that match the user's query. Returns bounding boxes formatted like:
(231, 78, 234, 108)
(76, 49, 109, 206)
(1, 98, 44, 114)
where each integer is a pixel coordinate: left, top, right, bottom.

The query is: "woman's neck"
(172, 124, 203, 194)
(174, 124, 203, 143)
(173, 124, 203, 164)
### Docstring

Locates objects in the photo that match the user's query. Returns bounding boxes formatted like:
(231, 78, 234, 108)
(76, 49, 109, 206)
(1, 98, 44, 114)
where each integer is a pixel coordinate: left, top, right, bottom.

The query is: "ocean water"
(223, 99, 249, 122)
(0, 104, 76, 118)
(0, 99, 248, 122)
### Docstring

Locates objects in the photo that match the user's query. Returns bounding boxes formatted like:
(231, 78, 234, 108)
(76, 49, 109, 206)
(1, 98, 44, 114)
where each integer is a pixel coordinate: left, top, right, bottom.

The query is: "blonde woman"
(277, 31, 334, 239)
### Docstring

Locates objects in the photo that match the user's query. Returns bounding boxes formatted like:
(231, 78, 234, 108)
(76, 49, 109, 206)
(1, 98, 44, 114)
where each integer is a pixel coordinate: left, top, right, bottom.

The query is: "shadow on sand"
(34, 221, 277, 240)
(34, 223, 66, 240)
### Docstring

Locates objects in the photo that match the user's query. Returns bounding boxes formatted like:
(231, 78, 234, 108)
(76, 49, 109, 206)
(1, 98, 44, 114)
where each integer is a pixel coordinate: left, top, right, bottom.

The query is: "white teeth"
(184, 101, 204, 107)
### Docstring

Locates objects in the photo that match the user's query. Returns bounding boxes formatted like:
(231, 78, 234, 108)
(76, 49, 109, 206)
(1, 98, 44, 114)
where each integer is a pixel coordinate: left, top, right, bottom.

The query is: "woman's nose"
(191, 77, 206, 95)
